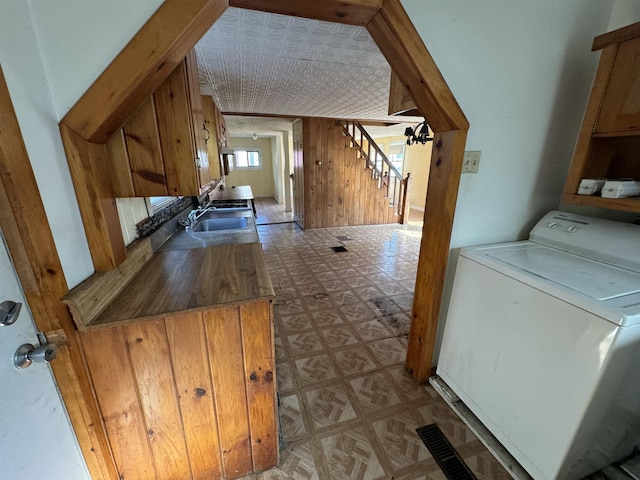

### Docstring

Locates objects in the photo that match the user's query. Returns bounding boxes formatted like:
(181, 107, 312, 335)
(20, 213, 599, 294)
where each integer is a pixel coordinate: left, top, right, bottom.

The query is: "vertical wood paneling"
(81, 328, 158, 480)
(166, 313, 224, 479)
(204, 306, 253, 478)
(153, 61, 199, 196)
(125, 321, 192, 479)
(301, 118, 399, 228)
(123, 96, 167, 196)
(335, 126, 346, 226)
(323, 120, 333, 227)
(240, 302, 278, 472)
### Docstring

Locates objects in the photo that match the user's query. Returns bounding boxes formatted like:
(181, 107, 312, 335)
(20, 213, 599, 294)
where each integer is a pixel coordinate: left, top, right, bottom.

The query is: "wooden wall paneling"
(303, 119, 315, 229)
(122, 96, 168, 196)
(323, 120, 334, 227)
(354, 148, 363, 224)
(124, 321, 192, 479)
(0, 68, 118, 480)
(343, 133, 354, 225)
(61, 0, 229, 143)
(202, 95, 223, 181)
(81, 328, 157, 479)
(59, 124, 126, 271)
(106, 129, 136, 197)
(406, 130, 467, 383)
(165, 312, 224, 479)
(336, 125, 347, 226)
(204, 306, 253, 478)
(228, 0, 382, 26)
(367, 0, 468, 132)
(154, 61, 199, 196)
(240, 301, 278, 471)
(185, 50, 210, 188)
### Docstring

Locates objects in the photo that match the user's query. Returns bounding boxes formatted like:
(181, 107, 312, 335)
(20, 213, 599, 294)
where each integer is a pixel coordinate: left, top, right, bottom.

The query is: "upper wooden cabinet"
(595, 36, 640, 134)
(107, 50, 218, 197)
(202, 95, 223, 181)
(562, 22, 640, 213)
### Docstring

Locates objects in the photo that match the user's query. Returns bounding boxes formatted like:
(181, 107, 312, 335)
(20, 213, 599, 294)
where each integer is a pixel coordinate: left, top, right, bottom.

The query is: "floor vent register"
(416, 424, 478, 480)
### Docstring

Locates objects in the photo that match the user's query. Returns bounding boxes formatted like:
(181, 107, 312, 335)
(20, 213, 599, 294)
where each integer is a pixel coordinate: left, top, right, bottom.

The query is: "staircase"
(340, 120, 411, 225)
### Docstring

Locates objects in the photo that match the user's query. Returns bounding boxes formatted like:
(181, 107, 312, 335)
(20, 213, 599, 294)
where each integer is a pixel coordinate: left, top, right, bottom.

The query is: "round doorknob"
(14, 343, 59, 369)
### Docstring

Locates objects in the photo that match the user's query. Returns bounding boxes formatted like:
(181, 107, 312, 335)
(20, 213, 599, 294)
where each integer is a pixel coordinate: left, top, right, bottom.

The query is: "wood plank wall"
(80, 300, 277, 480)
(302, 118, 399, 228)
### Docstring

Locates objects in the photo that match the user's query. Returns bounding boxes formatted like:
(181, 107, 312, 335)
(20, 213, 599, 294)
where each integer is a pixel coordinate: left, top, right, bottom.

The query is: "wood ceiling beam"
(62, 0, 229, 143)
(367, 0, 469, 132)
(229, 0, 382, 26)
(223, 111, 410, 126)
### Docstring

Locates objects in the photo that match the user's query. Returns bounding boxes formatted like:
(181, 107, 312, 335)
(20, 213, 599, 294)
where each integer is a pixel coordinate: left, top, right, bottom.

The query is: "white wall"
(609, 0, 640, 31)
(400, 0, 617, 362)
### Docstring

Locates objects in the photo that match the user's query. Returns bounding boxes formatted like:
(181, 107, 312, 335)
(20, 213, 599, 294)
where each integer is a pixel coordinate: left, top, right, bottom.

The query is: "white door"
(0, 230, 90, 479)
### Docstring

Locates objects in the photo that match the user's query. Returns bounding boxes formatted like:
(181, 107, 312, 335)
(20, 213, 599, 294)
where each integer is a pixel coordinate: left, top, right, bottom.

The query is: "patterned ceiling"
(195, 7, 422, 123)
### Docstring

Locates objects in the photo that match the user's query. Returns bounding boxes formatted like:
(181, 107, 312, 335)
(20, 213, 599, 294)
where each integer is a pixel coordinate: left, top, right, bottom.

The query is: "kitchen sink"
(192, 217, 248, 232)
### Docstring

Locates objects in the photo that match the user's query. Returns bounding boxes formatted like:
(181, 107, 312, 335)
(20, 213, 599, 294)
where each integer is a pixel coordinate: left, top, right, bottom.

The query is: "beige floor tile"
(320, 324, 359, 350)
(311, 308, 345, 327)
(304, 382, 358, 431)
(332, 346, 379, 377)
(352, 320, 394, 343)
(318, 425, 387, 480)
(280, 393, 309, 441)
(287, 332, 325, 357)
(349, 371, 403, 414)
(294, 354, 339, 387)
(367, 338, 407, 367)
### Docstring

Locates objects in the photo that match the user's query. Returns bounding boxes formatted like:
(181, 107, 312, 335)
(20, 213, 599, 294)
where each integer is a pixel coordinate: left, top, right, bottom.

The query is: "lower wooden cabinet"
(80, 300, 277, 480)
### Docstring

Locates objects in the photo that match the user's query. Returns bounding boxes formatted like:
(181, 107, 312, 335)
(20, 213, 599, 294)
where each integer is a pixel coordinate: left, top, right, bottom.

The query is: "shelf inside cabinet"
(562, 194, 640, 213)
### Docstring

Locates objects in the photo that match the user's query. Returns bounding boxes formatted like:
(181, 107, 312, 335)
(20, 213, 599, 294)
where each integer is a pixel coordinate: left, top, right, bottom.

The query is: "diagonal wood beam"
(229, 0, 382, 25)
(62, 0, 229, 143)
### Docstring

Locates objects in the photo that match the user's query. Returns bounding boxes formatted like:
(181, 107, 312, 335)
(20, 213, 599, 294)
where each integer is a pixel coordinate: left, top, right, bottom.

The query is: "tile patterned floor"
(238, 201, 511, 480)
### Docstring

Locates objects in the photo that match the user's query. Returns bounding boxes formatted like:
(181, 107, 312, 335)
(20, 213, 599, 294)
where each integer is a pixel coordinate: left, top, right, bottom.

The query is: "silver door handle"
(14, 343, 58, 369)
(0, 301, 22, 327)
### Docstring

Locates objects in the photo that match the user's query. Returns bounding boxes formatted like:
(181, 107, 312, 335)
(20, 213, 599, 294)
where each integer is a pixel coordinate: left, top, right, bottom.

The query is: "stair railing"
(341, 121, 411, 224)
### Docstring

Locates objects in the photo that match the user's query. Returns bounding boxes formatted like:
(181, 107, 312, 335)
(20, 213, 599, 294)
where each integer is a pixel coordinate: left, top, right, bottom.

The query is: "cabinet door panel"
(185, 50, 210, 188)
(123, 96, 168, 196)
(596, 37, 640, 133)
(202, 95, 223, 181)
(154, 61, 199, 196)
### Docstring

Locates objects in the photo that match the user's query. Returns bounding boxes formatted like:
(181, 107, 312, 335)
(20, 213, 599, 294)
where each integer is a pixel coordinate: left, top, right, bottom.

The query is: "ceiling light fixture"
(252, 133, 257, 141)
(404, 121, 433, 146)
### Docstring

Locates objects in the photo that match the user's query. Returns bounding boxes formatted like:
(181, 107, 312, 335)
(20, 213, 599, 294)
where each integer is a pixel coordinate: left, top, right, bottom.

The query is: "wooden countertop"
(210, 185, 254, 201)
(66, 242, 274, 330)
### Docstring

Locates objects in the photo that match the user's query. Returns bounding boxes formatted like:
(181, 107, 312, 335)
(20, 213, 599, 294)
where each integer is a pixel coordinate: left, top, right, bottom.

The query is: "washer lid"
(487, 246, 640, 301)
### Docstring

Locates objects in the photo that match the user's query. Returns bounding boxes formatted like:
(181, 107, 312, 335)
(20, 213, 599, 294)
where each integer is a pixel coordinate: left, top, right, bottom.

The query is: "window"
(234, 148, 262, 169)
(388, 142, 405, 177)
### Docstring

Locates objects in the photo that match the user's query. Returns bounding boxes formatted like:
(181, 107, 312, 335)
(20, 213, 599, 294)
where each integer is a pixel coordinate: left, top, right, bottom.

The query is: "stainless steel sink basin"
(192, 217, 248, 232)
(157, 209, 258, 251)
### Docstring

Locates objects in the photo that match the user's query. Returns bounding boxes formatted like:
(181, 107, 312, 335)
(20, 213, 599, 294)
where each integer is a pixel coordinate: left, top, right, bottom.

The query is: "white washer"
(436, 211, 640, 480)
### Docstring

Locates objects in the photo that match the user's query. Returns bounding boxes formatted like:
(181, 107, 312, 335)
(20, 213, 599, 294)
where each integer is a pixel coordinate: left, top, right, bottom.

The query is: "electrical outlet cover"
(463, 151, 481, 174)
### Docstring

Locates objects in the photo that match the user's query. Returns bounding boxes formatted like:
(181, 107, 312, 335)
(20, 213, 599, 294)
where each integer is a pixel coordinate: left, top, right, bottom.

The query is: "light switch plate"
(462, 151, 481, 174)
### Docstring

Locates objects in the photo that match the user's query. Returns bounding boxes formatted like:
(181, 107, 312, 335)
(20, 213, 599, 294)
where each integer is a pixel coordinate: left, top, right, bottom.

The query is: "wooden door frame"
(2, 0, 467, 477)
(0, 67, 118, 479)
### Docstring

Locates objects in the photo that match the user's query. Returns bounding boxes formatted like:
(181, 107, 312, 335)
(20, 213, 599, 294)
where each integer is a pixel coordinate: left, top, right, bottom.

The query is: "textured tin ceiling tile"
(195, 7, 422, 122)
